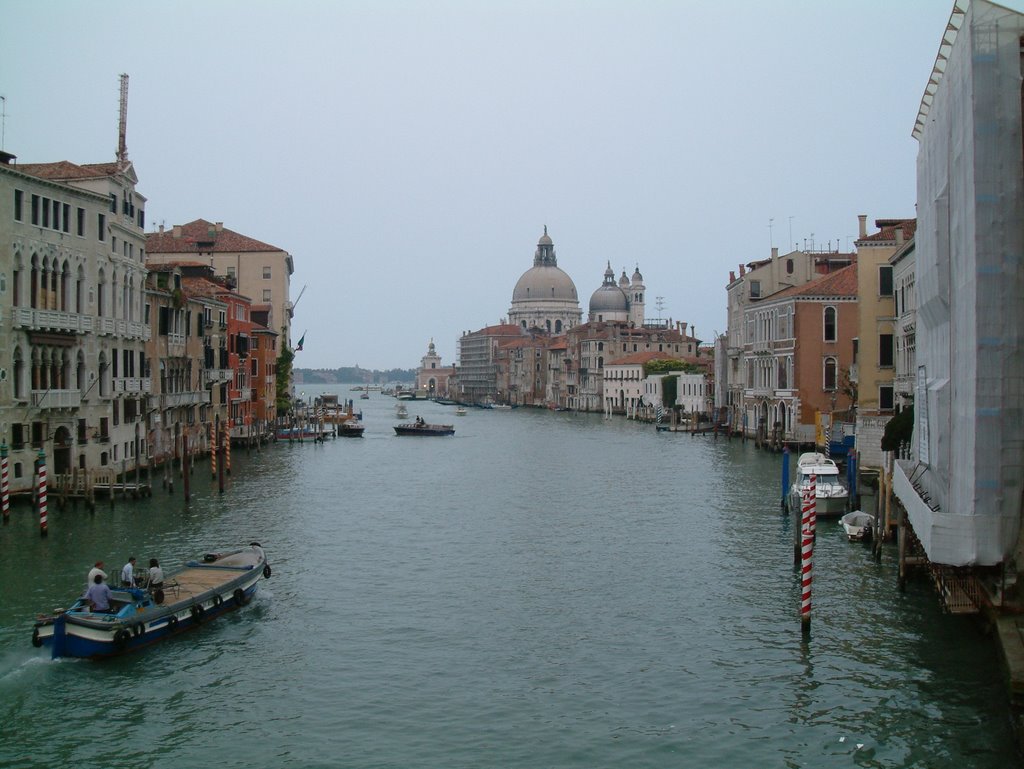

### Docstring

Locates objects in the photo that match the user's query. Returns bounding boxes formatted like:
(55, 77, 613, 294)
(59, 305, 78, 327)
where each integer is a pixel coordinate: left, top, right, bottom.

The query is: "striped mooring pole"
(209, 422, 217, 480)
(800, 473, 817, 633)
(1, 442, 10, 525)
(37, 448, 48, 537)
(225, 425, 232, 476)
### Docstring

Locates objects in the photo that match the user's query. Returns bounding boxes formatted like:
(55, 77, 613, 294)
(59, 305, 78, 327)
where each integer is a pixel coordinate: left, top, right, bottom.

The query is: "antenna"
(655, 296, 665, 317)
(0, 95, 6, 151)
(768, 218, 774, 249)
(117, 73, 129, 167)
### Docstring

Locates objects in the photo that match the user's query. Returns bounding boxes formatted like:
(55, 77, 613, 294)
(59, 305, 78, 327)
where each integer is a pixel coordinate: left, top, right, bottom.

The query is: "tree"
(276, 346, 295, 413)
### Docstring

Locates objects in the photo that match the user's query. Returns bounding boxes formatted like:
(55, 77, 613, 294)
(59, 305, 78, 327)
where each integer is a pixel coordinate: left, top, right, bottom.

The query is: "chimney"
(215, 222, 224, 232)
(159, 224, 164, 234)
(858, 214, 867, 238)
(771, 247, 778, 260)
(172, 225, 182, 238)
(729, 270, 736, 282)
(739, 264, 746, 277)
(895, 225, 904, 245)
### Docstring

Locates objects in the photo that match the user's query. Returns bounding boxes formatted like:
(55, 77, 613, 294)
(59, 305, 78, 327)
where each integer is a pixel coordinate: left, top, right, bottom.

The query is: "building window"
(98, 214, 106, 241)
(786, 258, 793, 275)
(823, 306, 837, 342)
(879, 333, 894, 367)
(750, 280, 761, 298)
(14, 189, 23, 221)
(263, 266, 271, 279)
(879, 265, 894, 297)
(227, 266, 236, 280)
(824, 357, 837, 390)
(263, 289, 271, 302)
(879, 385, 894, 411)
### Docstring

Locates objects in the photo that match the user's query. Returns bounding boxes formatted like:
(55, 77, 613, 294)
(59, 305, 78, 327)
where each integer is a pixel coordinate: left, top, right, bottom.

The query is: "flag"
(295, 332, 305, 352)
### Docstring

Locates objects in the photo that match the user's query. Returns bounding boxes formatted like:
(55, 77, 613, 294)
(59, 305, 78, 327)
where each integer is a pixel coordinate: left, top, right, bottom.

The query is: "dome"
(618, 270, 630, 288)
(512, 265, 578, 302)
(632, 265, 644, 284)
(589, 283, 629, 313)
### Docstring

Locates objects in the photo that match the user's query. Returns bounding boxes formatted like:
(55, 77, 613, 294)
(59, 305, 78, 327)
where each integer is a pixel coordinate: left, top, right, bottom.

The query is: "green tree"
(276, 346, 295, 413)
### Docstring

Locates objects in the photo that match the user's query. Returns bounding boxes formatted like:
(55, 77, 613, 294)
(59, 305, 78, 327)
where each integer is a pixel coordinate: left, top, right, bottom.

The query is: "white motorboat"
(788, 452, 850, 517)
(841, 510, 873, 541)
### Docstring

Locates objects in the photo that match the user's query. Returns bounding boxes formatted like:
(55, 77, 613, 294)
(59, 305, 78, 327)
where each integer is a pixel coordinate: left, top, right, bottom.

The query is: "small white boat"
(841, 510, 873, 541)
(455, 407, 467, 416)
(396, 404, 409, 419)
(787, 452, 850, 517)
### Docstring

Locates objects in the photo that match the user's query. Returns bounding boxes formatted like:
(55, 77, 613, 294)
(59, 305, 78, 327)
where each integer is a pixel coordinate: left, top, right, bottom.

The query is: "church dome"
(589, 262, 629, 314)
(511, 227, 578, 303)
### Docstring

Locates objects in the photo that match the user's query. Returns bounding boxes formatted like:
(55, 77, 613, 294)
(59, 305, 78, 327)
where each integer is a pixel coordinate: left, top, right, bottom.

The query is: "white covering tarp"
(910, 0, 1024, 565)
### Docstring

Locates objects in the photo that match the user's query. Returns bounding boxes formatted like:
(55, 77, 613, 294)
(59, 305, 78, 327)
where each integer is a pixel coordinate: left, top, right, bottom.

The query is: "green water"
(0, 388, 1017, 768)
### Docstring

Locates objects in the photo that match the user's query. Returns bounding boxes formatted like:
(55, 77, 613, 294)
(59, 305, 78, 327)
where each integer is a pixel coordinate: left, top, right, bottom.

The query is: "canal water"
(0, 385, 1017, 768)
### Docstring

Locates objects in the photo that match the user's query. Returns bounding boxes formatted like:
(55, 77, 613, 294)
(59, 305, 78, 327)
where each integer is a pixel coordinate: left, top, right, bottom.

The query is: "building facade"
(1, 153, 150, 491)
(508, 227, 582, 333)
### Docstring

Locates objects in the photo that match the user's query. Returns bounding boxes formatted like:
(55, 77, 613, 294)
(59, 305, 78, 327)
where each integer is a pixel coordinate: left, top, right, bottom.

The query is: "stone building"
(508, 227, 581, 333)
(1, 151, 150, 491)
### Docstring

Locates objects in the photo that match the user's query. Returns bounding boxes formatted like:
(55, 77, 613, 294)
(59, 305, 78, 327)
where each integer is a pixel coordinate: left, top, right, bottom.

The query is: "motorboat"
(32, 544, 270, 659)
(337, 421, 365, 437)
(394, 422, 455, 436)
(396, 404, 409, 419)
(841, 510, 873, 541)
(787, 452, 850, 517)
(455, 407, 467, 416)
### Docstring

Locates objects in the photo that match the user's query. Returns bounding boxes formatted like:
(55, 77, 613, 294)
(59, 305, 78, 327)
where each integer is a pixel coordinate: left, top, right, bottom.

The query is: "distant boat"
(393, 422, 455, 436)
(455, 407, 467, 416)
(396, 404, 409, 419)
(337, 421, 365, 438)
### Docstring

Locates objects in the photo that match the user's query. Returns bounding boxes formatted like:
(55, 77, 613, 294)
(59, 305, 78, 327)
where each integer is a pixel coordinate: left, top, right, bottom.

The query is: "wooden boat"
(32, 544, 270, 659)
(787, 452, 850, 517)
(393, 422, 455, 436)
(338, 421, 365, 437)
(841, 510, 873, 541)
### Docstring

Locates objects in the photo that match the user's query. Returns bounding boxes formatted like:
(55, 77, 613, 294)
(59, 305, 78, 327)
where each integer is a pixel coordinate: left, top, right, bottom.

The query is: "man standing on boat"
(121, 556, 138, 588)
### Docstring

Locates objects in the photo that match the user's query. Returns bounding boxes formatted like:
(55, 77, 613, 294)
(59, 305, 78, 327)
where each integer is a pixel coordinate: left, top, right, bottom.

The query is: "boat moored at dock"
(787, 452, 850, 517)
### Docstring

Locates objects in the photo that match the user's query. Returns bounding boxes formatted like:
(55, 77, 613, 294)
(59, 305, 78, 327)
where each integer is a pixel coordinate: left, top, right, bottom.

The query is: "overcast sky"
(4, 1, 957, 370)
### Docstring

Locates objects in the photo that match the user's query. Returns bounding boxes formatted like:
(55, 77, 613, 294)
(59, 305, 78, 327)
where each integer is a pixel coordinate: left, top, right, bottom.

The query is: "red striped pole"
(37, 448, 48, 537)
(800, 473, 817, 632)
(209, 422, 217, 479)
(1, 442, 10, 525)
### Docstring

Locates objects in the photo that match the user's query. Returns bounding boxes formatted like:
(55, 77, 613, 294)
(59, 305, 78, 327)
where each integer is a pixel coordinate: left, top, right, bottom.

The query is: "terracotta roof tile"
(607, 351, 684, 366)
(857, 218, 917, 243)
(147, 219, 284, 254)
(769, 263, 858, 301)
(15, 160, 121, 180)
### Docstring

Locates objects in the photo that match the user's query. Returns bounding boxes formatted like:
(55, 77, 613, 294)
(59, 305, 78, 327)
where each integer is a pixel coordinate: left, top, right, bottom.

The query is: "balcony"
(95, 317, 151, 341)
(31, 389, 81, 409)
(113, 377, 152, 395)
(159, 390, 211, 409)
(12, 307, 93, 334)
(203, 368, 232, 385)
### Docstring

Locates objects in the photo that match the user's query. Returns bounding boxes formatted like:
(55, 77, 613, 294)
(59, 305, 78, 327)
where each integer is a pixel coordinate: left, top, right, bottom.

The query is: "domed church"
(508, 227, 582, 334)
(588, 262, 645, 326)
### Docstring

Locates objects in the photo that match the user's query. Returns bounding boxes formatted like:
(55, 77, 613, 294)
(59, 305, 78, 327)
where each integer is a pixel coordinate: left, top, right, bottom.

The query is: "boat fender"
(114, 629, 131, 650)
(166, 615, 179, 630)
(263, 564, 272, 579)
(132, 623, 144, 638)
(190, 604, 205, 623)
(212, 595, 223, 607)
(31, 628, 42, 648)
(233, 588, 246, 607)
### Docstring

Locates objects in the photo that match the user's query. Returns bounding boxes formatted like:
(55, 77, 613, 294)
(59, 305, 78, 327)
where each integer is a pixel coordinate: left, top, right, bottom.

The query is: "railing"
(167, 332, 186, 348)
(203, 369, 232, 385)
(30, 389, 82, 409)
(96, 317, 116, 335)
(160, 390, 211, 409)
(113, 377, 152, 394)
(12, 307, 93, 334)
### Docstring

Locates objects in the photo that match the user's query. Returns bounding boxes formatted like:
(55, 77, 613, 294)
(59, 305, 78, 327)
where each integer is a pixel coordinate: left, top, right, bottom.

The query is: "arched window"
(76, 265, 85, 313)
(76, 351, 86, 391)
(824, 357, 837, 390)
(13, 347, 24, 399)
(30, 254, 40, 308)
(97, 268, 106, 316)
(786, 258, 794, 275)
(823, 306, 837, 342)
(555, 320, 562, 333)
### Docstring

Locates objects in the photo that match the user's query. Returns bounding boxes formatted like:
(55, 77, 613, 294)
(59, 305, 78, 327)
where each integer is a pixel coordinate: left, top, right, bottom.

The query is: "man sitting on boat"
(85, 574, 113, 613)
(415, 416, 425, 427)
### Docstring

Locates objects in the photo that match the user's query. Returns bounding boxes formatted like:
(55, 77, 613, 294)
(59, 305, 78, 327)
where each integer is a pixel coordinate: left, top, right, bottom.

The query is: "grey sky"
(4, 1, 954, 370)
